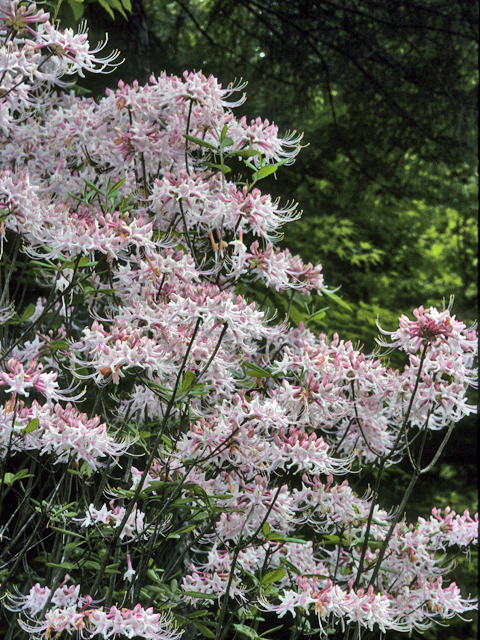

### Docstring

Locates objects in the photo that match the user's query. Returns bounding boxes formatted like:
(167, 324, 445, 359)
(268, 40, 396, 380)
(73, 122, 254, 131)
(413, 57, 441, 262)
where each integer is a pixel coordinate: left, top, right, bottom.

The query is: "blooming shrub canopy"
(0, 2, 477, 639)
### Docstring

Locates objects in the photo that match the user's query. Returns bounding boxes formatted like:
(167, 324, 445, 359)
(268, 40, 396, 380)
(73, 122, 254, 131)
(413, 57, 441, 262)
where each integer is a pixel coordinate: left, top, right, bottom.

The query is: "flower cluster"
(0, 3, 477, 639)
(8, 579, 181, 639)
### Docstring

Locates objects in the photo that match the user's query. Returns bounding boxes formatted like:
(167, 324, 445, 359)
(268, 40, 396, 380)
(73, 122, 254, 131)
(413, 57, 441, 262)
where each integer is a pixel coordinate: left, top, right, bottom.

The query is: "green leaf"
(322, 288, 352, 311)
(288, 304, 309, 326)
(284, 537, 307, 544)
(184, 134, 217, 151)
(67, 0, 85, 20)
(322, 534, 341, 544)
(20, 304, 36, 321)
(147, 381, 173, 401)
(3, 469, 34, 486)
(104, 0, 127, 19)
(96, 0, 114, 18)
(204, 162, 231, 174)
(220, 124, 229, 141)
(181, 370, 196, 392)
(254, 165, 278, 180)
(46, 340, 70, 351)
(233, 624, 261, 639)
(308, 311, 326, 322)
(308, 306, 329, 322)
(67, 469, 83, 477)
(45, 562, 75, 570)
(49, 527, 86, 540)
(244, 160, 258, 171)
(83, 178, 104, 195)
(24, 418, 39, 434)
(231, 149, 260, 158)
(77, 257, 98, 268)
(243, 362, 273, 378)
(64, 541, 85, 552)
(105, 565, 121, 575)
(191, 621, 215, 638)
(279, 557, 301, 575)
(182, 590, 217, 600)
(266, 532, 285, 542)
(107, 177, 126, 194)
(261, 568, 286, 585)
(220, 136, 234, 149)
(188, 383, 207, 397)
(174, 523, 197, 535)
(259, 626, 285, 638)
(262, 522, 271, 536)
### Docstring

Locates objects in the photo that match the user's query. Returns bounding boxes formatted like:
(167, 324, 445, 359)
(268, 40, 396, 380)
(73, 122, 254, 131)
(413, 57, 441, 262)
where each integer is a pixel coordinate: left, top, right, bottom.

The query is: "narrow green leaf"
(184, 134, 217, 151)
(191, 621, 215, 639)
(308, 306, 329, 322)
(259, 625, 284, 637)
(322, 535, 341, 544)
(322, 289, 352, 311)
(232, 149, 260, 158)
(174, 524, 197, 535)
(3, 469, 34, 485)
(49, 527, 86, 540)
(46, 340, 70, 351)
(244, 160, 258, 171)
(188, 383, 207, 397)
(105, 566, 121, 575)
(243, 362, 273, 378)
(96, 0, 114, 17)
(182, 591, 217, 600)
(284, 537, 307, 544)
(261, 569, 286, 585)
(233, 624, 261, 639)
(77, 257, 98, 267)
(308, 311, 326, 322)
(220, 124, 229, 141)
(83, 178, 103, 195)
(45, 562, 75, 570)
(64, 541, 85, 552)
(279, 557, 301, 575)
(262, 522, 271, 536)
(162, 435, 173, 448)
(204, 162, 231, 174)
(104, 0, 127, 19)
(107, 177, 126, 194)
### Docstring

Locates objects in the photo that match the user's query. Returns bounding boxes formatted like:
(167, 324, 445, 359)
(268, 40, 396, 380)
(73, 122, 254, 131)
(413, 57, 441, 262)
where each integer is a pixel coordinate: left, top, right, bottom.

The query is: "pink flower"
(377, 304, 478, 354)
(124, 554, 136, 583)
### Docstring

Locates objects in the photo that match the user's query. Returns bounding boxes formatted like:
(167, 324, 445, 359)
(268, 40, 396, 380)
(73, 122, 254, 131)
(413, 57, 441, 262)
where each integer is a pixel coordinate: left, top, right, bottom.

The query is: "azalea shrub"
(0, 2, 478, 639)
